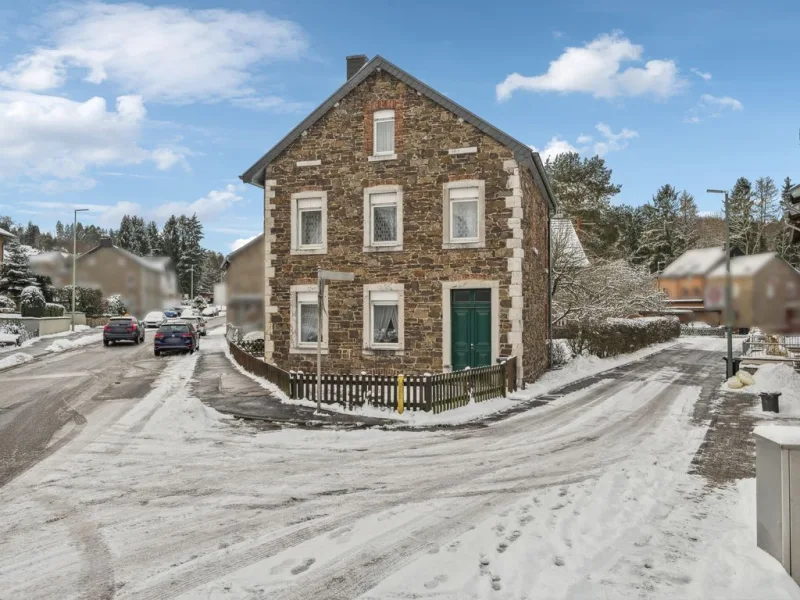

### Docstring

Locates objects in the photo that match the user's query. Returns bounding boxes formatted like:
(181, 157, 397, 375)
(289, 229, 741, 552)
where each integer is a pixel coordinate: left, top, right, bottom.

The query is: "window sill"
(363, 244, 403, 253)
(290, 346, 329, 355)
(290, 247, 327, 256)
(363, 347, 404, 356)
(368, 154, 397, 162)
(442, 241, 485, 250)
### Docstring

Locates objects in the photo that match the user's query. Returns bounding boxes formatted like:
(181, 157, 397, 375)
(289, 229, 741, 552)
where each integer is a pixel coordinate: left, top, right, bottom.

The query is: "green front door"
(451, 289, 492, 371)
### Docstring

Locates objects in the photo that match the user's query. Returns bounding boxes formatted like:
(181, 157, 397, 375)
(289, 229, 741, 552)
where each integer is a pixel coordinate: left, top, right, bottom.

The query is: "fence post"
(397, 375, 405, 414)
(502, 360, 508, 397)
(424, 374, 432, 412)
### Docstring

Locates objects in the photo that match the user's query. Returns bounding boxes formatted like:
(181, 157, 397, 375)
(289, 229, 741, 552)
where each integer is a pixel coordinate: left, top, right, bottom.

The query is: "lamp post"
(707, 189, 734, 378)
(71, 208, 89, 332)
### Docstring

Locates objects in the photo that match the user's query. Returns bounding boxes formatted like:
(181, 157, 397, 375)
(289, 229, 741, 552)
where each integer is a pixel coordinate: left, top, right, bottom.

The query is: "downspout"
(547, 208, 553, 368)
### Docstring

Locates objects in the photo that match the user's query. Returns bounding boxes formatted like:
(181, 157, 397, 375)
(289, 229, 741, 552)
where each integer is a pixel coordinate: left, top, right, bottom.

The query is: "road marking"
(0, 371, 91, 381)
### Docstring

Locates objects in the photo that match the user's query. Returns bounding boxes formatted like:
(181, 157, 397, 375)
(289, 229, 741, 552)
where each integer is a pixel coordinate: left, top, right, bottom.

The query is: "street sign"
(318, 269, 354, 281)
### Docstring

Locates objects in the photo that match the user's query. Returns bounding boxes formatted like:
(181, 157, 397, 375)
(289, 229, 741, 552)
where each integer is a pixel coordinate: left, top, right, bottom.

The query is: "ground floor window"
(290, 285, 328, 353)
(298, 293, 319, 344)
(363, 284, 404, 352)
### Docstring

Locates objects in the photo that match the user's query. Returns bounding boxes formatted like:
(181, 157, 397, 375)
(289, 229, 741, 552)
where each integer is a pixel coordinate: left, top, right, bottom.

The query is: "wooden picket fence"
(228, 339, 515, 414)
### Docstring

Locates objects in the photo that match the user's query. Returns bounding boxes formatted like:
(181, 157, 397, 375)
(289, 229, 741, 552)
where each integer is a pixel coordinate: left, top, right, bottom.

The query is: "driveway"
(1, 339, 795, 599)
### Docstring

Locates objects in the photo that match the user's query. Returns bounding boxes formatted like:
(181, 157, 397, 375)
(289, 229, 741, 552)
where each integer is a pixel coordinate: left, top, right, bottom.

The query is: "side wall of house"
(264, 70, 530, 375)
(225, 238, 266, 333)
(520, 167, 550, 382)
(76, 249, 145, 314)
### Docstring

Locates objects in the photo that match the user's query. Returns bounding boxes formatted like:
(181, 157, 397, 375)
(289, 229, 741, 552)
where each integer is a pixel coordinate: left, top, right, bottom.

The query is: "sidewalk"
(194, 333, 394, 427)
(0, 327, 102, 370)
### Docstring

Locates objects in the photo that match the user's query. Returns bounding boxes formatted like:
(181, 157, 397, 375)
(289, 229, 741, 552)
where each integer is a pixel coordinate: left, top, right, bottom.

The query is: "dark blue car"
(163, 310, 178, 318)
(153, 321, 199, 356)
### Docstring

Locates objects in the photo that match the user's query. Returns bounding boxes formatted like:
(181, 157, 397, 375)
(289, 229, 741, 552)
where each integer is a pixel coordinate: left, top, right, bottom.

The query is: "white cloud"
(532, 122, 639, 160)
(21, 200, 142, 227)
(153, 184, 243, 221)
(496, 32, 686, 101)
(0, 91, 187, 188)
(230, 234, 259, 251)
(685, 94, 743, 123)
(0, 2, 308, 107)
(690, 67, 712, 81)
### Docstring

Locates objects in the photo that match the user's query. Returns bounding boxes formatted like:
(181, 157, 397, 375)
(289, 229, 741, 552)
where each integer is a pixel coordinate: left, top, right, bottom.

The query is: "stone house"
(705, 253, 800, 332)
(658, 246, 742, 325)
(29, 237, 180, 317)
(0, 227, 14, 263)
(222, 234, 265, 334)
(240, 55, 557, 384)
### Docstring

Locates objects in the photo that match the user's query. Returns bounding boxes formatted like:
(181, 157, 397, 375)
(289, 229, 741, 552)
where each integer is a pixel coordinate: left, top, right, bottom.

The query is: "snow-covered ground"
(733, 362, 800, 419)
(0, 352, 33, 370)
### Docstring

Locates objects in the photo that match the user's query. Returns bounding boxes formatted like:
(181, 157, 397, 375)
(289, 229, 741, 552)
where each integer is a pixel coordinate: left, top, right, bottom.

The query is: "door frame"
(441, 280, 500, 373)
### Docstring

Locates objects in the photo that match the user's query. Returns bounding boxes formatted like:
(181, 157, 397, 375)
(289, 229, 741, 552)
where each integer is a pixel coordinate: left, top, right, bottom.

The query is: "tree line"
(0, 213, 225, 297)
(545, 152, 800, 271)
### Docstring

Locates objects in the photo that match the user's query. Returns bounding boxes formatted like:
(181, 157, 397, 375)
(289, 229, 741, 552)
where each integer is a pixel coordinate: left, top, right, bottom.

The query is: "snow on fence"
(680, 326, 727, 337)
(228, 339, 515, 413)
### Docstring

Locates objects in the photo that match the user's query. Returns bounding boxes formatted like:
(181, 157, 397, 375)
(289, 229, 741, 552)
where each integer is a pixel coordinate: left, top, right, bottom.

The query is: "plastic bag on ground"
(727, 376, 744, 389)
(736, 370, 755, 386)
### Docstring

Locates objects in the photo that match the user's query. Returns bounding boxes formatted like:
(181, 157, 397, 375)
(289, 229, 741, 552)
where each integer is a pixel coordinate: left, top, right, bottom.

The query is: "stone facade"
(261, 69, 550, 380)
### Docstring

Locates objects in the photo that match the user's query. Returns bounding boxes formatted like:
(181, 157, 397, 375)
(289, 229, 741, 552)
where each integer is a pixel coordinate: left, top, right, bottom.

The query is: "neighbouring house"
(550, 216, 589, 268)
(240, 54, 557, 383)
(658, 246, 743, 325)
(222, 234, 265, 334)
(704, 253, 800, 333)
(0, 227, 14, 263)
(788, 182, 800, 245)
(29, 237, 180, 317)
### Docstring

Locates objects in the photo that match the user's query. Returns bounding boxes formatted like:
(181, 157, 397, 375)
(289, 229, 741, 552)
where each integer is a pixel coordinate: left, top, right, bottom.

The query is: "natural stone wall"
(520, 167, 550, 381)
(264, 69, 548, 375)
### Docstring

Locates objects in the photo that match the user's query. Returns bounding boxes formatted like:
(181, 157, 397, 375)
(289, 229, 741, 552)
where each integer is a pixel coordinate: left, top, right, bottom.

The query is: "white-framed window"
(290, 191, 327, 255)
(442, 180, 486, 249)
(290, 285, 328, 354)
(362, 284, 404, 353)
(373, 109, 395, 156)
(363, 185, 403, 252)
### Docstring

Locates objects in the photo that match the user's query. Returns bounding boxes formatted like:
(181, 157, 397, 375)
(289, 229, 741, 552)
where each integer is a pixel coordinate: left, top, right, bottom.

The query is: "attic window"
(373, 110, 395, 155)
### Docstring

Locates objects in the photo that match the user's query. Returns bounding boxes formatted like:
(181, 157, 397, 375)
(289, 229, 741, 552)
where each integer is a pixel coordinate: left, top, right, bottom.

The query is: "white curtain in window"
(373, 303, 398, 344)
(300, 210, 322, 246)
(299, 303, 318, 343)
(372, 204, 397, 242)
(374, 110, 395, 154)
(452, 200, 478, 239)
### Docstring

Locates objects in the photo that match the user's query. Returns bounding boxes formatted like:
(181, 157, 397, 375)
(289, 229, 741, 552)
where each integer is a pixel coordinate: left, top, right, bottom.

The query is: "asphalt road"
(0, 316, 226, 487)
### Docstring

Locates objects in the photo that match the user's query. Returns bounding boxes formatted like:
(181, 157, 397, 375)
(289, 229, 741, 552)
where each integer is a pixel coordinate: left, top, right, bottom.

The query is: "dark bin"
(723, 356, 743, 376)
(760, 392, 781, 413)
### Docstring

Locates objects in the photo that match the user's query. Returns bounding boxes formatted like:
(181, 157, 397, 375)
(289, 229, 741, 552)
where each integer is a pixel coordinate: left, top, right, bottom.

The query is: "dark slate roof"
(240, 55, 556, 211)
(223, 233, 264, 269)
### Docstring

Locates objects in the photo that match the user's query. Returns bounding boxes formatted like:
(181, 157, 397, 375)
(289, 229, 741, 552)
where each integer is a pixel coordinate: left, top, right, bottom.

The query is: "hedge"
(20, 286, 46, 317)
(0, 295, 15, 314)
(554, 317, 680, 359)
(52, 286, 104, 317)
(45, 303, 65, 317)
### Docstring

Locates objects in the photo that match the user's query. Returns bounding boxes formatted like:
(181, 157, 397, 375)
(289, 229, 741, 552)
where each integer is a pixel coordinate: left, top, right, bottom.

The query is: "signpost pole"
(317, 276, 324, 413)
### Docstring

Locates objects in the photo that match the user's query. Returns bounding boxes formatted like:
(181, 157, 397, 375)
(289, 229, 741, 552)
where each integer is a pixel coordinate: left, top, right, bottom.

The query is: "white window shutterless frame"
(290, 285, 329, 354)
(290, 191, 328, 255)
(363, 185, 403, 252)
(362, 284, 404, 353)
(296, 291, 319, 346)
(373, 109, 395, 155)
(442, 180, 486, 249)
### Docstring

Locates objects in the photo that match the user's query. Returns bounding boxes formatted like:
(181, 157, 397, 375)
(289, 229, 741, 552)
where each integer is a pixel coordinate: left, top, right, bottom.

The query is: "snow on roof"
(708, 253, 778, 277)
(0, 227, 15, 238)
(550, 218, 590, 267)
(660, 247, 726, 277)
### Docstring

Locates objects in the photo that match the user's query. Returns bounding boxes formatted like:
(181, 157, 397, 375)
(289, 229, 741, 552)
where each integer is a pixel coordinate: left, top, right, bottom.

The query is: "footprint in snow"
(554, 556, 565, 567)
(493, 523, 506, 536)
(447, 541, 461, 553)
(423, 574, 449, 589)
(270, 558, 295, 575)
(290, 558, 316, 575)
(497, 542, 508, 553)
(507, 530, 522, 543)
(491, 575, 502, 591)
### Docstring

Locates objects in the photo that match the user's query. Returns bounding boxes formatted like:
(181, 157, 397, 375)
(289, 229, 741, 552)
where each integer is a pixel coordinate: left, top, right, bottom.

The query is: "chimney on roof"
(99, 237, 113, 248)
(346, 55, 368, 80)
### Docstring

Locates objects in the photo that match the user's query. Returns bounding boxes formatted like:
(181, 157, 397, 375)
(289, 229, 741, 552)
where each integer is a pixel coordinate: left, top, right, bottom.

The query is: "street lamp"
(71, 208, 89, 332)
(707, 189, 734, 378)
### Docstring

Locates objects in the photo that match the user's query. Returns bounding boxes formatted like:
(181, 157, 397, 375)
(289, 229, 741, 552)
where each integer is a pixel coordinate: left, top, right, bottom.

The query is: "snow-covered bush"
(555, 316, 679, 359)
(44, 303, 65, 317)
(106, 294, 127, 316)
(0, 322, 32, 344)
(549, 339, 572, 366)
(20, 285, 45, 317)
(0, 294, 16, 314)
(52, 286, 104, 316)
(192, 295, 208, 310)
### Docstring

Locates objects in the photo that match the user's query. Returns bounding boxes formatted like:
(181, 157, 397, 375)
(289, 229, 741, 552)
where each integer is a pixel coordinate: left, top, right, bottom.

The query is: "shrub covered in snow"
(105, 294, 127, 316)
(0, 294, 16, 314)
(549, 339, 572, 366)
(555, 316, 680, 358)
(20, 286, 45, 317)
(52, 286, 104, 316)
(0, 321, 31, 344)
(44, 303, 65, 317)
(192, 295, 208, 311)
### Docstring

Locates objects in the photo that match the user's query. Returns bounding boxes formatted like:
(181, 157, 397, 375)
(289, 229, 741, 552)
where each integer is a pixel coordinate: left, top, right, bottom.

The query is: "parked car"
(143, 311, 167, 328)
(180, 308, 200, 318)
(179, 316, 207, 336)
(201, 306, 218, 317)
(153, 321, 199, 356)
(163, 310, 178, 318)
(103, 316, 145, 346)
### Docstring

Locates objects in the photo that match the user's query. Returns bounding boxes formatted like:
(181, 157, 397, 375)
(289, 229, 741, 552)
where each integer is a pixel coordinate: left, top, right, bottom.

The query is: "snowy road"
(0, 337, 797, 599)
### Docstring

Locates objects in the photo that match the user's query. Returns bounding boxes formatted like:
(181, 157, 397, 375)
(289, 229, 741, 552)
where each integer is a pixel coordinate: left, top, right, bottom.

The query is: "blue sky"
(0, 0, 797, 253)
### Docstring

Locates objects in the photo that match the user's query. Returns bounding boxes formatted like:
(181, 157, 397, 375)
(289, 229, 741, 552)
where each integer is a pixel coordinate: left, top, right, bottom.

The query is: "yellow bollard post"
(397, 375, 404, 414)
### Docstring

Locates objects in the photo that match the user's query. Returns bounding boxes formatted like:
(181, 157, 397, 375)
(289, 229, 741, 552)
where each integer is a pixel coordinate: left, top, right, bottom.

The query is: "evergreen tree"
(199, 250, 225, 294)
(146, 221, 161, 255)
(612, 204, 647, 259)
(544, 152, 622, 258)
(176, 214, 205, 296)
(116, 215, 134, 250)
(636, 184, 684, 273)
(776, 177, 800, 268)
(0, 238, 37, 304)
(160, 215, 182, 265)
(752, 176, 779, 253)
(131, 216, 149, 255)
(676, 191, 699, 251)
(728, 177, 757, 254)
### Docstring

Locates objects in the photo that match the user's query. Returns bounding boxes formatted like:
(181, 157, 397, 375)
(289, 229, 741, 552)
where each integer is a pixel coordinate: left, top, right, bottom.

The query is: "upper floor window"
(373, 110, 395, 155)
(442, 180, 486, 249)
(363, 185, 403, 252)
(290, 191, 328, 255)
